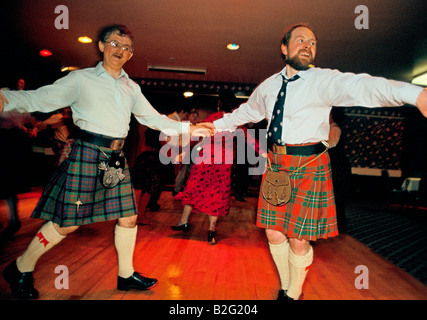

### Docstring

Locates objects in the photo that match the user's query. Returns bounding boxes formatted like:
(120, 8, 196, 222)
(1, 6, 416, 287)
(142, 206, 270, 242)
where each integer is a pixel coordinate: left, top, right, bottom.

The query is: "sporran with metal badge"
(97, 147, 126, 189)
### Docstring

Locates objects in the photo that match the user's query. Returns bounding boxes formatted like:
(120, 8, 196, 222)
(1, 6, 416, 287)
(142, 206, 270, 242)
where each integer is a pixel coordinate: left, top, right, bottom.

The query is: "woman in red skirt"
(173, 90, 237, 244)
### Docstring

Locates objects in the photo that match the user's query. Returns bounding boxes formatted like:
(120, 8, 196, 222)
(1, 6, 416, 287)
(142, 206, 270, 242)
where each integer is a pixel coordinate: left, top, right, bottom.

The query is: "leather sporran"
(261, 143, 329, 206)
(261, 169, 291, 206)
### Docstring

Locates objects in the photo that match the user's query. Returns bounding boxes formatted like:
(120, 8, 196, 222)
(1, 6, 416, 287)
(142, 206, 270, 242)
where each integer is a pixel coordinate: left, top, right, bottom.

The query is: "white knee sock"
(287, 245, 313, 300)
(269, 240, 290, 291)
(17, 221, 66, 273)
(114, 224, 137, 278)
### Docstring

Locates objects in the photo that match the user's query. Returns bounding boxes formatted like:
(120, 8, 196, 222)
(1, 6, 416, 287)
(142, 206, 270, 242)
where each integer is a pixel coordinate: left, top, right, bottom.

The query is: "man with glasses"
(0, 24, 210, 299)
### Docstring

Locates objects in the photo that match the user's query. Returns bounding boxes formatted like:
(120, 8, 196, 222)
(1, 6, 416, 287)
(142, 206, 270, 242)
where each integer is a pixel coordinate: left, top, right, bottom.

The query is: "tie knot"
(283, 74, 300, 83)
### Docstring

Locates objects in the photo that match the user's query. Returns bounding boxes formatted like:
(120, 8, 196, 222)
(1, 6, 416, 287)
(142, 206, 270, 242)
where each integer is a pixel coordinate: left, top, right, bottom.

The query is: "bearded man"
(200, 23, 427, 300)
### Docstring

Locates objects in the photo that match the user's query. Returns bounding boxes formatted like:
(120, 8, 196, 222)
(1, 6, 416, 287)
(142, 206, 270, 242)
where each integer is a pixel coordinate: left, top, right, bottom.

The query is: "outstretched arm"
(416, 88, 427, 117)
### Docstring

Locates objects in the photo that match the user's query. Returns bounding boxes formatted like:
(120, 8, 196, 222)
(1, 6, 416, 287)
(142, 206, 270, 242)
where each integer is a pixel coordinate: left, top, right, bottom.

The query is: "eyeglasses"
(105, 40, 133, 53)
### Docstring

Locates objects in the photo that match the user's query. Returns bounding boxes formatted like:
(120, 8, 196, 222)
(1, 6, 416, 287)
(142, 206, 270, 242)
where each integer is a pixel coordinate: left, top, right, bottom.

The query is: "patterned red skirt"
(257, 151, 339, 241)
(175, 163, 232, 217)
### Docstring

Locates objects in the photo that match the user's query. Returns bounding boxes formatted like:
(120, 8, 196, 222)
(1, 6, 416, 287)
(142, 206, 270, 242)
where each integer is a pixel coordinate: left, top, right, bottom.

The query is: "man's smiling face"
(98, 31, 134, 74)
(282, 26, 317, 71)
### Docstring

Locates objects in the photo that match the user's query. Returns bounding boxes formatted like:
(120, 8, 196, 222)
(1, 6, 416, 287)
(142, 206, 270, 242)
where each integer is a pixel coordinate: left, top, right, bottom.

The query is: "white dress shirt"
(2, 62, 189, 138)
(214, 66, 423, 144)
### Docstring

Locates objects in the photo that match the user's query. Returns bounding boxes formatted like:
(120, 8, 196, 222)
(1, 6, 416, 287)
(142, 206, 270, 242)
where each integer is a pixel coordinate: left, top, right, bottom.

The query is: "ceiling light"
(412, 72, 427, 86)
(61, 66, 79, 72)
(227, 43, 240, 51)
(78, 36, 93, 44)
(39, 49, 52, 57)
(183, 91, 194, 98)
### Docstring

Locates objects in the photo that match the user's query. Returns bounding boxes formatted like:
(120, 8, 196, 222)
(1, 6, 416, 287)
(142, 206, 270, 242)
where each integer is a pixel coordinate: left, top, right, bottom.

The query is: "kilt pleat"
(31, 139, 137, 227)
(257, 151, 339, 240)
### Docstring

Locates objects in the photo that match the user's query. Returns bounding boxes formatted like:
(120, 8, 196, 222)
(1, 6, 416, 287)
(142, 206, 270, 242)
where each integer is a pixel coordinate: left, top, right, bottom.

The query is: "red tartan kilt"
(257, 150, 339, 240)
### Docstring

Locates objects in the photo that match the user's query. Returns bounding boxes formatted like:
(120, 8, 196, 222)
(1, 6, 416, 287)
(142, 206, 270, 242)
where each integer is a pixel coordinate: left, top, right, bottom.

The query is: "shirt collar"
(278, 65, 314, 81)
(95, 61, 129, 79)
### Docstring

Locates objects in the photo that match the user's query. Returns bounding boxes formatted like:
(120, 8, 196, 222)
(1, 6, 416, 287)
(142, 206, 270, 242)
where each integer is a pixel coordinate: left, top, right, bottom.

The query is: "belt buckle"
(110, 139, 124, 150)
(278, 145, 287, 155)
(273, 144, 287, 154)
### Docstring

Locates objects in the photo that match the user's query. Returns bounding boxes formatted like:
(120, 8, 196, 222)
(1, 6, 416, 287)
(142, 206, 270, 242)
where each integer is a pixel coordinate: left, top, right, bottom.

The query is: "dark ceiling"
(2, 0, 427, 92)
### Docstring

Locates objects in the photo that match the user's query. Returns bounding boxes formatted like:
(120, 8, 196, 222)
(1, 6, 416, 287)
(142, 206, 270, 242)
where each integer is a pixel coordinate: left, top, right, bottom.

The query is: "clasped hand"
(189, 122, 217, 137)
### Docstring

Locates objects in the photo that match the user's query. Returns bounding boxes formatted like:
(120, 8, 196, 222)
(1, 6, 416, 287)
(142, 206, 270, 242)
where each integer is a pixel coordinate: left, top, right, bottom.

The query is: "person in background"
(172, 90, 238, 245)
(143, 105, 192, 212)
(168, 105, 189, 122)
(130, 128, 164, 225)
(188, 108, 199, 125)
(0, 78, 34, 239)
(0, 24, 210, 300)
(327, 108, 351, 233)
(199, 23, 427, 300)
(0, 116, 34, 239)
(173, 107, 200, 196)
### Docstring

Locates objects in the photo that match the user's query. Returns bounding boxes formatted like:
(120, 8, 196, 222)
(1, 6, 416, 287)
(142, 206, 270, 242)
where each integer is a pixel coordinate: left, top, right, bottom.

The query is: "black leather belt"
(269, 142, 327, 155)
(77, 129, 125, 151)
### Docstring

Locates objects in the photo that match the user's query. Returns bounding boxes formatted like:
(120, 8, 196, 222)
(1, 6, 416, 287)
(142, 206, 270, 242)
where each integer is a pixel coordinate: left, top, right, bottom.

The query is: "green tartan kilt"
(31, 139, 137, 227)
(257, 150, 339, 241)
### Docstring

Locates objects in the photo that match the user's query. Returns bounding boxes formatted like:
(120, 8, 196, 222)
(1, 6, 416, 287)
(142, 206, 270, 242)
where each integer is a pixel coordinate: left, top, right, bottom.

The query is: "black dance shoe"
(117, 272, 158, 291)
(208, 230, 217, 245)
(277, 289, 294, 300)
(171, 223, 190, 233)
(3, 260, 39, 300)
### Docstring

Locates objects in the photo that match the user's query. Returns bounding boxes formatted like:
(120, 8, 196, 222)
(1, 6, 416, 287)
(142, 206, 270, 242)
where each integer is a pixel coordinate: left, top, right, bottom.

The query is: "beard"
(285, 52, 314, 71)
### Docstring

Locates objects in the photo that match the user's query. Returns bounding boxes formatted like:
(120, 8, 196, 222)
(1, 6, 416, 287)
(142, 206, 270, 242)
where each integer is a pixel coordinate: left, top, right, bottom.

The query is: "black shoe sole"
(171, 224, 190, 233)
(117, 280, 158, 291)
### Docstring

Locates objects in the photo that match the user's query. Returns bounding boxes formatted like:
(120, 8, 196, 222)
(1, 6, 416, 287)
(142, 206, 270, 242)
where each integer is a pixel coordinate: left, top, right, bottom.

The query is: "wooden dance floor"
(1, 188, 426, 300)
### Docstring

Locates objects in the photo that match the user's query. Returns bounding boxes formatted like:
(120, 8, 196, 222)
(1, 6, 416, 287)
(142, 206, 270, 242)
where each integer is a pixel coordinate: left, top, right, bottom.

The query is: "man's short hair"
(98, 24, 135, 46)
